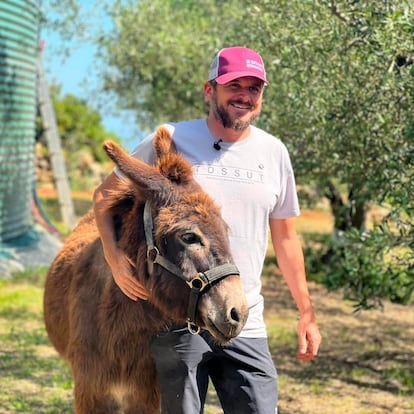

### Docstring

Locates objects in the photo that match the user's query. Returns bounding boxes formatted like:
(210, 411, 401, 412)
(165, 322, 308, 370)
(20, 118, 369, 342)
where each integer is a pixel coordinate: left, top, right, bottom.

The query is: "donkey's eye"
(181, 233, 201, 244)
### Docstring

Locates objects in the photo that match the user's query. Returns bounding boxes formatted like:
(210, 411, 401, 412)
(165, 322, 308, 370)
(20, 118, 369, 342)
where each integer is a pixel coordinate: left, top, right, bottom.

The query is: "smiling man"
(93, 46, 321, 414)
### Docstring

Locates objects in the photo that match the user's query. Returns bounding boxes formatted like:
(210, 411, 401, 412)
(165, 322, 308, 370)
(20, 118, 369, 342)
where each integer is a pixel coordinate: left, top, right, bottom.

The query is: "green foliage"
(40, 196, 93, 225)
(40, 1, 81, 38)
(50, 85, 119, 162)
(95, 0, 414, 308)
(42, 0, 411, 308)
(305, 210, 413, 310)
(37, 85, 120, 190)
(99, 0, 250, 130)
(40, 0, 93, 58)
(44, 1, 414, 223)
(98, 0, 414, 218)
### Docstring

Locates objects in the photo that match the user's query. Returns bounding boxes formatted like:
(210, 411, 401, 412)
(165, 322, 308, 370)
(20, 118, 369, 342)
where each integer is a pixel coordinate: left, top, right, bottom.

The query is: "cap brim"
(214, 71, 268, 85)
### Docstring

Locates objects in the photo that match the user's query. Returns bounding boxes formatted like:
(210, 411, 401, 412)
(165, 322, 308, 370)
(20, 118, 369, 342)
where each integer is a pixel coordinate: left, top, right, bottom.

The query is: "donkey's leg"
(73, 377, 120, 414)
(124, 362, 160, 414)
(124, 393, 160, 414)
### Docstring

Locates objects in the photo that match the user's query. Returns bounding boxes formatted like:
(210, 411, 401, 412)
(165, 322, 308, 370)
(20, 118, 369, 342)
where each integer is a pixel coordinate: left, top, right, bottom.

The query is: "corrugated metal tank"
(0, 0, 39, 242)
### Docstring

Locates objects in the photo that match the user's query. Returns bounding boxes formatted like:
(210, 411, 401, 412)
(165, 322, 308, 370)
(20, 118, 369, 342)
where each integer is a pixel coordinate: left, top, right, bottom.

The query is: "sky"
(40, 1, 143, 150)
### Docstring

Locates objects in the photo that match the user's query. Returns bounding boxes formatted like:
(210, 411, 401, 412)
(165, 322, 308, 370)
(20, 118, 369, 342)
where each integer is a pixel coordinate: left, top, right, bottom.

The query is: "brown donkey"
(43, 127, 248, 413)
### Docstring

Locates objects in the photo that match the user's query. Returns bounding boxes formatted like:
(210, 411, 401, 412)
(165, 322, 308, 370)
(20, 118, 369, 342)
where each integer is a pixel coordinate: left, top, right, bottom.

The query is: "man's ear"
(204, 81, 214, 102)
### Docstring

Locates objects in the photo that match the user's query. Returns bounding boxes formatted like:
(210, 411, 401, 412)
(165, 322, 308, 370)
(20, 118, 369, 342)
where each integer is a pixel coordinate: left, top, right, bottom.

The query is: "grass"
(0, 270, 73, 413)
(263, 276, 414, 414)
(2, 270, 412, 414)
(1, 199, 413, 413)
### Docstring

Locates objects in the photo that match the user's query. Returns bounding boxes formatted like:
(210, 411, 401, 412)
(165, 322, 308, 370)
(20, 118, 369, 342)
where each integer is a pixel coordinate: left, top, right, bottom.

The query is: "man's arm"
(93, 172, 149, 301)
(269, 217, 321, 362)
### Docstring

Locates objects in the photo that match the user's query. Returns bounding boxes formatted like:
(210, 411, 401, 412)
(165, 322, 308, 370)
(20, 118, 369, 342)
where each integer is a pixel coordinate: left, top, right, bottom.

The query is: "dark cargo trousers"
(151, 326, 278, 413)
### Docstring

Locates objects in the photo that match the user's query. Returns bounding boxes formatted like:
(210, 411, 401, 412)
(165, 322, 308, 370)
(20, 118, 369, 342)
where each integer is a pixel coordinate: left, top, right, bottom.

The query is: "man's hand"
(296, 311, 321, 363)
(107, 251, 150, 301)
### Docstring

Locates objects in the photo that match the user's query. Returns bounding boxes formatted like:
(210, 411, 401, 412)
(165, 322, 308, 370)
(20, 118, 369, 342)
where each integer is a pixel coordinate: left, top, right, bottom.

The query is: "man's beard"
(211, 96, 261, 131)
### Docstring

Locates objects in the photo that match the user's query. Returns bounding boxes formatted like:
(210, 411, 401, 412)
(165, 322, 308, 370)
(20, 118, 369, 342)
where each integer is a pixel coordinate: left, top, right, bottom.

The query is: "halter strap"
(143, 201, 240, 333)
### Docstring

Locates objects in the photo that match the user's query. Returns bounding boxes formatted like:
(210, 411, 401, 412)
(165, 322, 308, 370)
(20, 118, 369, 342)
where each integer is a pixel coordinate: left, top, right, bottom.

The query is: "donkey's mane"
(105, 180, 138, 214)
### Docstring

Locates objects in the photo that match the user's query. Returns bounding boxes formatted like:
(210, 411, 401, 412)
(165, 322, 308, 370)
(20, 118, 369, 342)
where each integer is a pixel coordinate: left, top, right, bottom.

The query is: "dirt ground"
(33, 190, 413, 413)
(205, 277, 414, 414)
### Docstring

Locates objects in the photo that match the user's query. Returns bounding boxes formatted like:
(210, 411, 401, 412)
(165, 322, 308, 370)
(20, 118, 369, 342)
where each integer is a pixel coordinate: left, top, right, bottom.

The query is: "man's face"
(207, 77, 264, 131)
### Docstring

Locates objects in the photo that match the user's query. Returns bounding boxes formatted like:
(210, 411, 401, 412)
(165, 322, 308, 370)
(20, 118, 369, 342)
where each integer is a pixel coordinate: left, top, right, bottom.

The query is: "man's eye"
(181, 233, 200, 244)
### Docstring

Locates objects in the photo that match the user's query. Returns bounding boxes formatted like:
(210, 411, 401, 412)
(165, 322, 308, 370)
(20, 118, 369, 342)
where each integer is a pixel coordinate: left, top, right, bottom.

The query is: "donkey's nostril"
(230, 307, 240, 323)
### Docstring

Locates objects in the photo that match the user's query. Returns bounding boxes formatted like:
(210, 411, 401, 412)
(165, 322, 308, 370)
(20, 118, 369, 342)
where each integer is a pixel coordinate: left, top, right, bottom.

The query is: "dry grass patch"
(205, 275, 414, 414)
(1, 203, 413, 414)
(263, 277, 414, 414)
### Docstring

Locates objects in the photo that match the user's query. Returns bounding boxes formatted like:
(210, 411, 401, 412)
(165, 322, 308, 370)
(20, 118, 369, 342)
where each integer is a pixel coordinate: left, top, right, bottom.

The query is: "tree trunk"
(325, 181, 351, 232)
(325, 181, 368, 232)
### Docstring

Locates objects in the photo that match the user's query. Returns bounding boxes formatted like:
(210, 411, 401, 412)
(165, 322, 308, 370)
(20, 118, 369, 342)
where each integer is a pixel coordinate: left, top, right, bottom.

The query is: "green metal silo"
(0, 0, 39, 242)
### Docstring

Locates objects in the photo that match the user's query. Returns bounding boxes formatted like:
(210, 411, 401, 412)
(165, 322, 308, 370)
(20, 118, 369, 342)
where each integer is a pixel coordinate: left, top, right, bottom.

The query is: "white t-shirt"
(115, 119, 300, 338)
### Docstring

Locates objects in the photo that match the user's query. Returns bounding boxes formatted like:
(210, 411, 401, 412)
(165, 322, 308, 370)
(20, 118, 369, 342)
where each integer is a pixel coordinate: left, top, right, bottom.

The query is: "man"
(93, 46, 321, 413)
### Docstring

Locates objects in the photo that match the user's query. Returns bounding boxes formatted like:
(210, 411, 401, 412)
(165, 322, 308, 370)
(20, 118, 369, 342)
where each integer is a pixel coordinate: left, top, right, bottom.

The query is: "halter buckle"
(146, 247, 159, 276)
(187, 319, 201, 335)
(186, 273, 208, 292)
(147, 246, 159, 262)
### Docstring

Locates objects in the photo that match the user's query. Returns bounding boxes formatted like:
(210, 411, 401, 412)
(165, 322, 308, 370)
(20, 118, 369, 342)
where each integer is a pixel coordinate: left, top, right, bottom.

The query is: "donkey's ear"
(103, 140, 147, 179)
(153, 126, 177, 160)
(103, 140, 173, 204)
(152, 127, 197, 187)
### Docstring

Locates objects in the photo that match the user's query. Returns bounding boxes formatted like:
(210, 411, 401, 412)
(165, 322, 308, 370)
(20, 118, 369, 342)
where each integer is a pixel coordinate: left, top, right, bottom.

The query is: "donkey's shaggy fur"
(43, 127, 248, 413)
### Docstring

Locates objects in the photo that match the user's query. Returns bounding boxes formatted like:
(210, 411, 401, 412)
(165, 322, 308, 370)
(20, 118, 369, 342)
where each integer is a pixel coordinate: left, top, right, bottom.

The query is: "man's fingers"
(113, 272, 149, 301)
(298, 333, 307, 355)
(296, 349, 314, 362)
(297, 324, 321, 363)
(126, 256, 137, 269)
(123, 277, 149, 301)
(127, 281, 149, 300)
(122, 285, 149, 301)
(297, 339, 316, 362)
(123, 288, 138, 301)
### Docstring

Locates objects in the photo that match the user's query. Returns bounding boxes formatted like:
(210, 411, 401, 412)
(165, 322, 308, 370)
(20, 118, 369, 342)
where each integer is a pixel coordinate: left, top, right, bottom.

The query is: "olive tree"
(95, 0, 413, 308)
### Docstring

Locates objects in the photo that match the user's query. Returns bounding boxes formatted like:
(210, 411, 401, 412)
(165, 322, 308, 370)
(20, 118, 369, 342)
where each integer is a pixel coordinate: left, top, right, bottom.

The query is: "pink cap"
(208, 46, 267, 85)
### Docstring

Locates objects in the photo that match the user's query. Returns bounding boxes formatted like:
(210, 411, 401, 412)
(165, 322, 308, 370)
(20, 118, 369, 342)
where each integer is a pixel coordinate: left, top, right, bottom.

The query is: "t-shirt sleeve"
(269, 145, 300, 219)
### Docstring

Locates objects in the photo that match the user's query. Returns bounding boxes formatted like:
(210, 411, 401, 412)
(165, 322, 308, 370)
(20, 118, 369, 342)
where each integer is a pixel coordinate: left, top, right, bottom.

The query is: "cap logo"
(246, 59, 264, 73)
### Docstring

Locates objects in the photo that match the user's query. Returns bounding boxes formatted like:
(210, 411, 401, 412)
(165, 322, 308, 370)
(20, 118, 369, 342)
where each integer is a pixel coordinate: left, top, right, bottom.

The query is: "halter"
(143, 201, 240, 334)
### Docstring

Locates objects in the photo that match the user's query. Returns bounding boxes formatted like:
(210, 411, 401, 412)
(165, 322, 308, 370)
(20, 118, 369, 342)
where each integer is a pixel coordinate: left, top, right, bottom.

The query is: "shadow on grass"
(0, 273, 74, 413)
(0, 306, 41, 321)
(263, 274, 414, 413)
(0, 342, 73, 413)
(2, 264, 413, 413)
